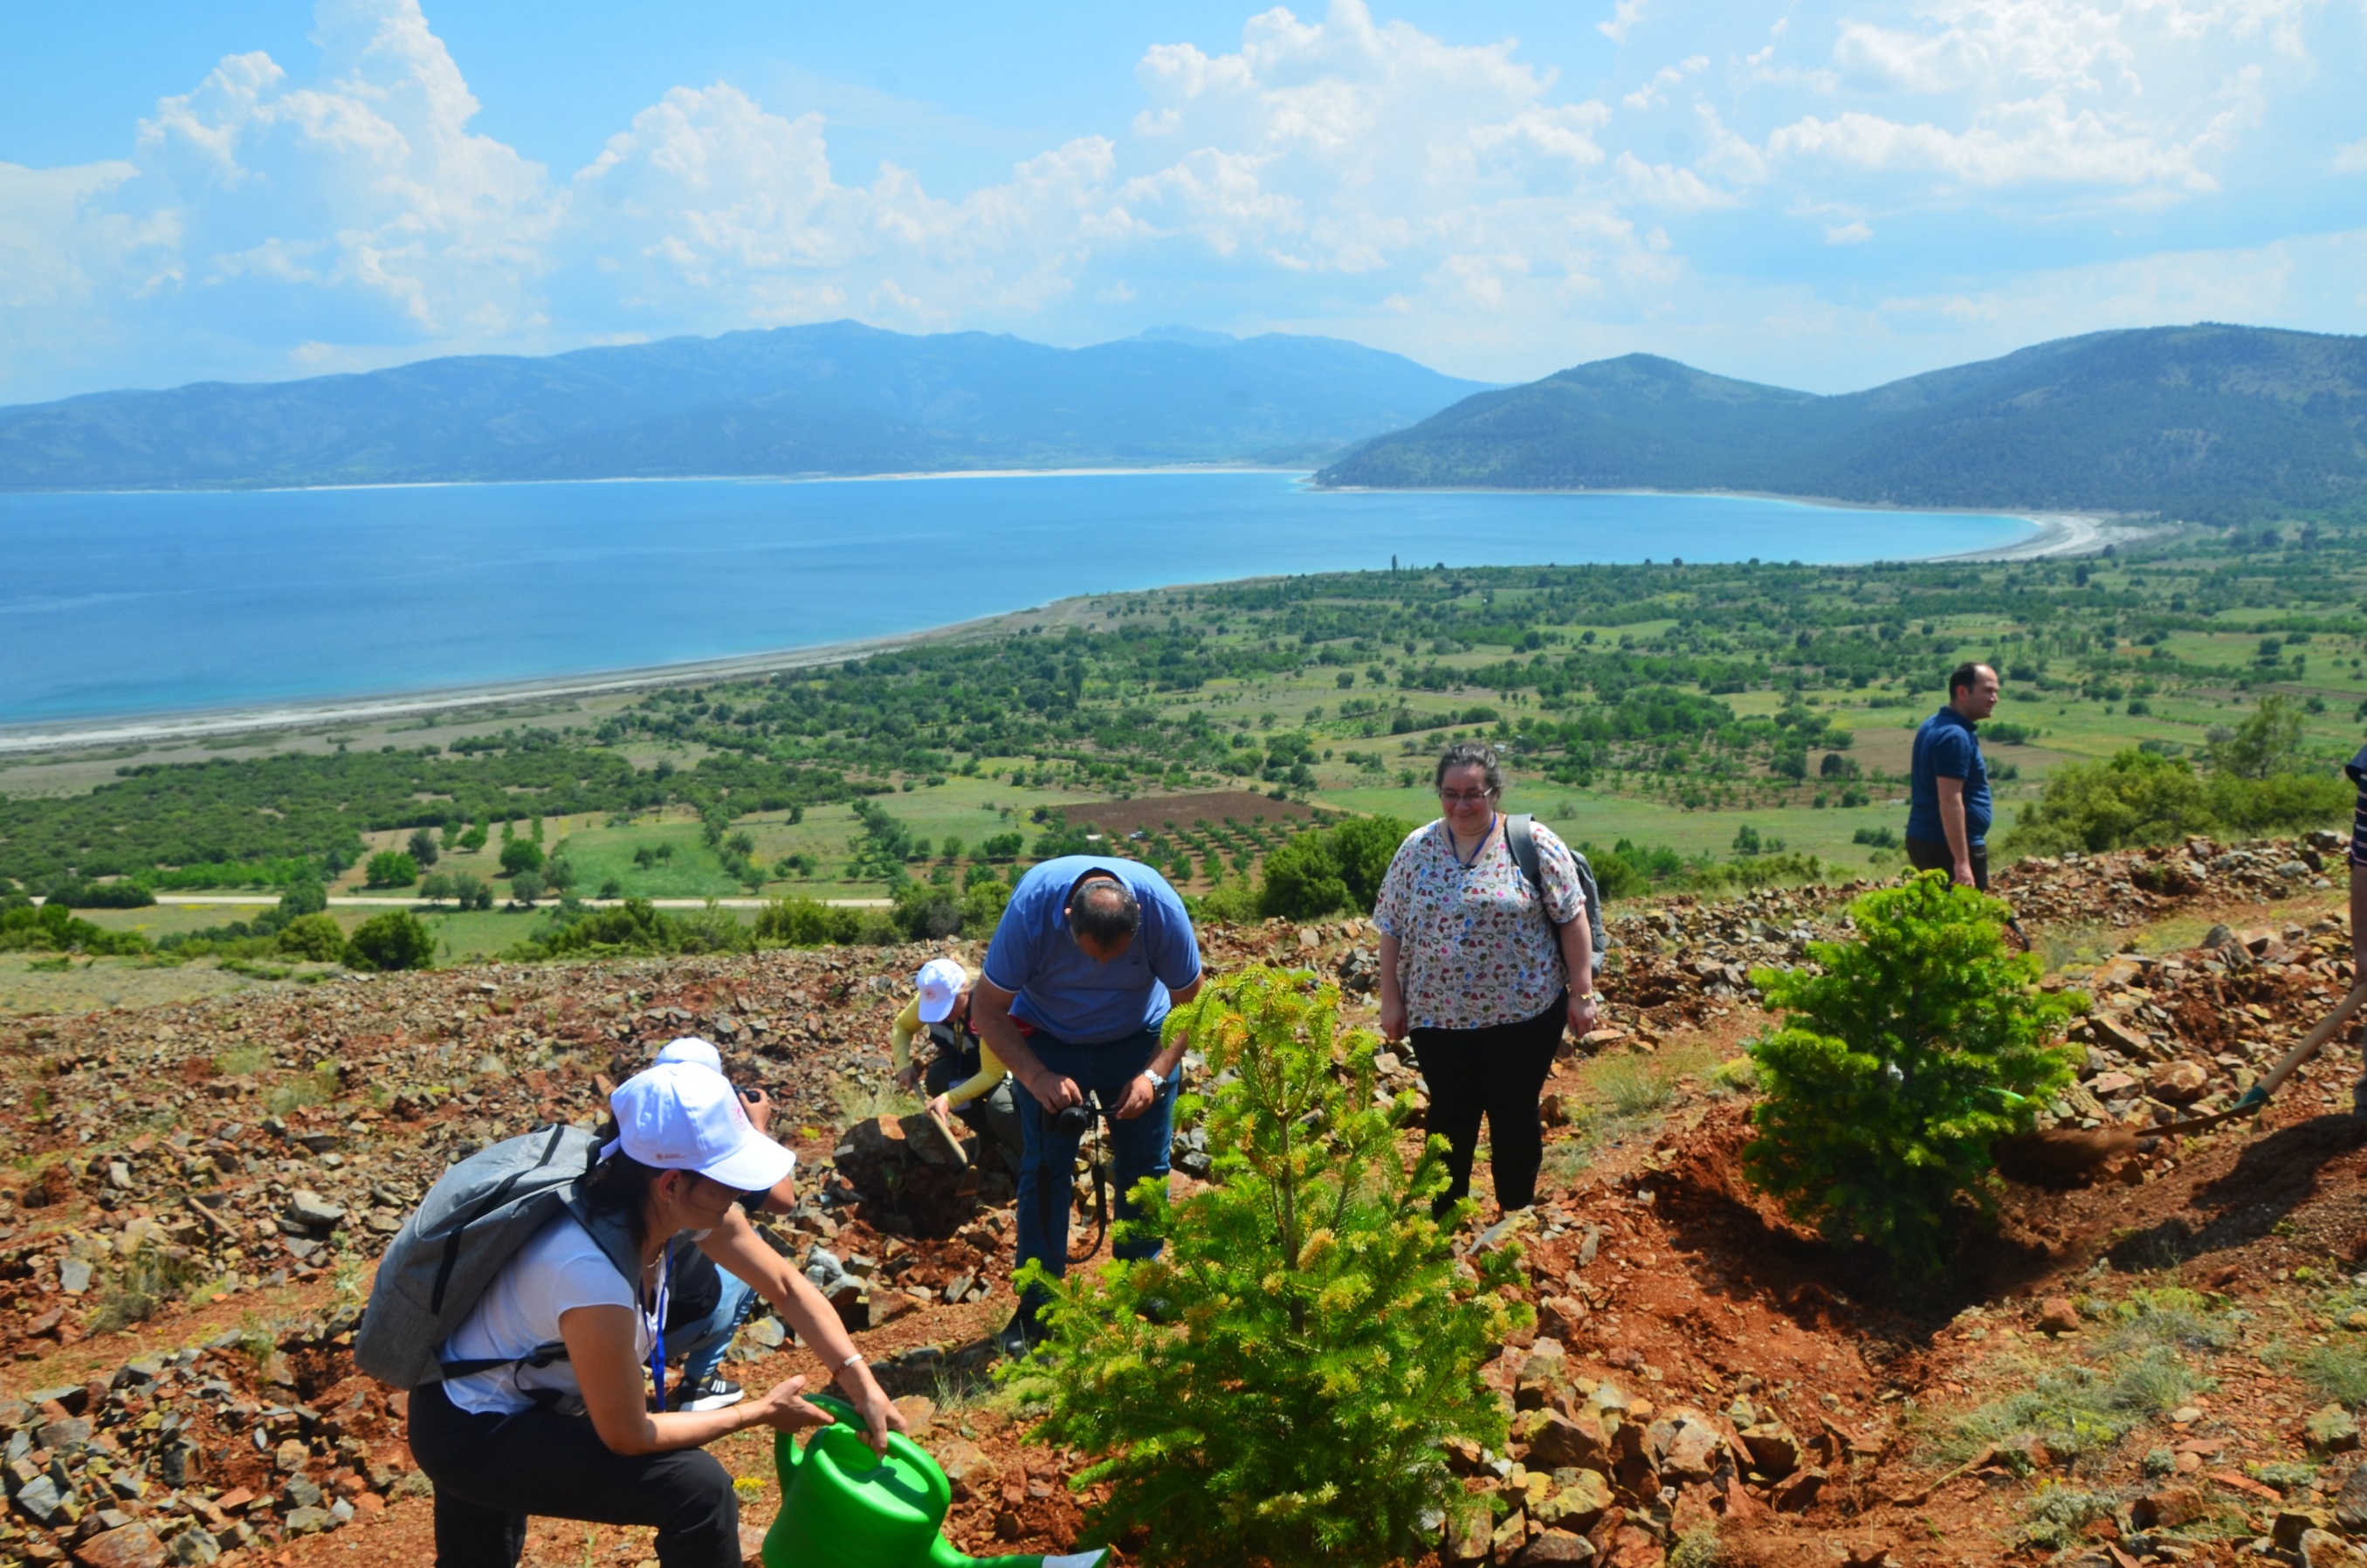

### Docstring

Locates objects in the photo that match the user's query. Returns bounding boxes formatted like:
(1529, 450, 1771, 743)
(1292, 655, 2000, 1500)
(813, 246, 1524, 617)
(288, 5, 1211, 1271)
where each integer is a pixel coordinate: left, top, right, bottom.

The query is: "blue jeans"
(671, 1271, 756, 1388)
(1014, 1024, 1176, 1315)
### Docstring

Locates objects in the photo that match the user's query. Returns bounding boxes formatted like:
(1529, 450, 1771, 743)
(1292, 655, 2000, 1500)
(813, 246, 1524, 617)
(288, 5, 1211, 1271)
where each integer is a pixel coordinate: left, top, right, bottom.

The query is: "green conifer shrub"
(1743, 872, 2083, 1272)
(1004, 965, 1525, 1568)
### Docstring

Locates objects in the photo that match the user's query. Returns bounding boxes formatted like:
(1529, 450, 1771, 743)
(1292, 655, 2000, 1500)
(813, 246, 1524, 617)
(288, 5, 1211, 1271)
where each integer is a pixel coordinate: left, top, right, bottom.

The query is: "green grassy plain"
(10, 536, 2365, 920)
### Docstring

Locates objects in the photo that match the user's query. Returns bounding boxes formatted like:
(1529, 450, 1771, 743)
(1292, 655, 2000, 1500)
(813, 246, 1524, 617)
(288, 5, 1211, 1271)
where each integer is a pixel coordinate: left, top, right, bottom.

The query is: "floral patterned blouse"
(1374, 816, 1587, 1031)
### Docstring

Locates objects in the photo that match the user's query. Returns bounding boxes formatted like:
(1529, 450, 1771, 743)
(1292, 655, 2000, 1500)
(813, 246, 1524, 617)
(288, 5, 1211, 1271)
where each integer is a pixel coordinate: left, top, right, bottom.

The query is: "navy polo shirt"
(981, 856, 1202, 1045)
(1907, 705, 1992, 846)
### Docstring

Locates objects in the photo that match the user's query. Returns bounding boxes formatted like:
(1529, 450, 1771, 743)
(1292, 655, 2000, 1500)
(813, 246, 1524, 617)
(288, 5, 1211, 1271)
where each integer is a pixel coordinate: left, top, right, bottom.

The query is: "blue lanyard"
(1448, 815, 1497, 870)
(643, 1246, 671, 1412)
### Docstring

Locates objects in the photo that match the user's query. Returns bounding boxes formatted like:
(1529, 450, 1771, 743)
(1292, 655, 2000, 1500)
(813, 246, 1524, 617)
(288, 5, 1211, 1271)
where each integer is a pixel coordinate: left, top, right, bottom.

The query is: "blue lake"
(0, 471, 2035, 724)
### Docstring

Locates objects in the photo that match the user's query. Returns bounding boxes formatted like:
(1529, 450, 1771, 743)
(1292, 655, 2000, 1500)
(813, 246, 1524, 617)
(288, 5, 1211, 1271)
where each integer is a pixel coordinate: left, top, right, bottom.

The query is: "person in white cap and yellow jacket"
(407, 1062, 903, 1568)
(888, 957, 1024, 1162)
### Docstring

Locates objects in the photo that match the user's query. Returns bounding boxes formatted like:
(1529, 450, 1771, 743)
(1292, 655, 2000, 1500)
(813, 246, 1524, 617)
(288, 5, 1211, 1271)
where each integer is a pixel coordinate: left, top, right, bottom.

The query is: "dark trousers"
(1013, 1024, 1176, 1315)
(408, 1380, 739, 1568)
(1905, 835, 1988, 891)
(1409, 994, 1567, 1216)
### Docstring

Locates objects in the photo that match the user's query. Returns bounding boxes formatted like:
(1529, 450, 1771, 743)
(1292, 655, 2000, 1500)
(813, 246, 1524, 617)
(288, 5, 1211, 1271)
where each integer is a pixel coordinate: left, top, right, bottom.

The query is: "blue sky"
(3, 0, 2363, 404)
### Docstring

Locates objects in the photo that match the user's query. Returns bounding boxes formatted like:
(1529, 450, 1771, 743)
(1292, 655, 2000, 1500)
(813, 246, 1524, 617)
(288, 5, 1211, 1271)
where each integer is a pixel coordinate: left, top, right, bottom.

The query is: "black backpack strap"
(1508, 815, 1609, 960)
(1506, 815, 1553, 925)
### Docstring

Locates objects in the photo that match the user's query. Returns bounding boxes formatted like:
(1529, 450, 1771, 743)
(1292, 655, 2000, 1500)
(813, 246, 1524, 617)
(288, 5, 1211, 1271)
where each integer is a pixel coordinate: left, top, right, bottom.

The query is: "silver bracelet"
(837, 1351, 865, 1373)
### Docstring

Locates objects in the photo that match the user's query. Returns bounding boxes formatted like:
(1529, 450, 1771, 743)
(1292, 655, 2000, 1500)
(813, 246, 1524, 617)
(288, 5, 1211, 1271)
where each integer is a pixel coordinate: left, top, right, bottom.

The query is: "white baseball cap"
(654, 1036, 724, 1075)
(915, 958, 968, 1024)
(605, 1062, 795, 1193)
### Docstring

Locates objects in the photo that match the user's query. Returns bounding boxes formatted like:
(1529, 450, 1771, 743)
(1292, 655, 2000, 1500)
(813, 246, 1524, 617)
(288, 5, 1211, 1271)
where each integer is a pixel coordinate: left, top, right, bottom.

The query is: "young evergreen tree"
(1744, 872, 2084, 1272)
(1003, 966, 1526, 1568)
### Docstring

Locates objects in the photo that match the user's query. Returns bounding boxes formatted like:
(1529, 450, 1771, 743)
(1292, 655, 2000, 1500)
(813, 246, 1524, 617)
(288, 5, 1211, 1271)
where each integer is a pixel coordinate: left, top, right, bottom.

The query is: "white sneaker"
(676, 1376, 745, 1412)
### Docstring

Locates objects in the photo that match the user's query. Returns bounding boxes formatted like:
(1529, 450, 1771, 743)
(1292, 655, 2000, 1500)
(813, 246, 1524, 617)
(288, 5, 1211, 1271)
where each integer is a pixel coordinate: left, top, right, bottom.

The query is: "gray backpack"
(354, 1124, 641, 1391)
(1505, 815, 1609, 963)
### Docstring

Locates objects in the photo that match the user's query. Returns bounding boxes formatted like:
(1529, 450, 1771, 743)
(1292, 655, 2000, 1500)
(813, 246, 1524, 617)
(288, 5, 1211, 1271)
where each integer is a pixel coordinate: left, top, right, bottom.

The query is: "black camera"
(1049, 1090, 1102, 1137)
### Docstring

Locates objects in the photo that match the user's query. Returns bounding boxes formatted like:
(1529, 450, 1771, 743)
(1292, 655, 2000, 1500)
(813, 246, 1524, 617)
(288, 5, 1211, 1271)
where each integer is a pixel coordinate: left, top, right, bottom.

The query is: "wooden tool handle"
(2253, 980, 2367, 1102)
(2153, 980, 2367, 1138)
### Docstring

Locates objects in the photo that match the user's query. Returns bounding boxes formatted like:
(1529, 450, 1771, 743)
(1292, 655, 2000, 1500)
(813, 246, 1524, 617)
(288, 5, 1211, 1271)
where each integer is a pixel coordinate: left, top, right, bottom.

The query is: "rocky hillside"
(1, 837, 2363, 1568)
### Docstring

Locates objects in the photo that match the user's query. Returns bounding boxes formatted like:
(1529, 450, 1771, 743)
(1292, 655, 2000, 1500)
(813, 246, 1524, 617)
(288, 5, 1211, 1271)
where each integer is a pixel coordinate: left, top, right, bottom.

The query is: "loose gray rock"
(14, 1474, 67, 1524)
(165, 1530, 221, 1566)
(286, 1191, 346, 1230)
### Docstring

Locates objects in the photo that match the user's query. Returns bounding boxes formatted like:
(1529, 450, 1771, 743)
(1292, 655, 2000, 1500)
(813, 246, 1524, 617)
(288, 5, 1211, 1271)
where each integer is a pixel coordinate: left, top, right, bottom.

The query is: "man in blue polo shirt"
(970, 856, 1203, 1353)
(1906, 661, 1999, 890)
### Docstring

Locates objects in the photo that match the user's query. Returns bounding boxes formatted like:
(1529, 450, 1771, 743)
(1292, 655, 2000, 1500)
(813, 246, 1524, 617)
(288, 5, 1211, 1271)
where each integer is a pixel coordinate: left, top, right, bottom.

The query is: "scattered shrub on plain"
(363, 850, 420, 888)
(509, 897, 754, 960)
(345, 911, 437, 971)
(1255, 814, 1409, 918)
(274, 912, 348, 963)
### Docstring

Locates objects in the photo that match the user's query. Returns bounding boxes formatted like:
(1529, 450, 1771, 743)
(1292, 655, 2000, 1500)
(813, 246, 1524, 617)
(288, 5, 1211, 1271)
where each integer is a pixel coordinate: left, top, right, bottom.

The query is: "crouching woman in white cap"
(407, 1063, 904, 1568)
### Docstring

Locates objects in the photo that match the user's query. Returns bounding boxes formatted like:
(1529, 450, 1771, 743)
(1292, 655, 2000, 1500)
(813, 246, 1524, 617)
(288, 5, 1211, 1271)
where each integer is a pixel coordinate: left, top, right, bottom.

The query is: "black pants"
(1905, 834, 1988, 891)
(408, 1380, 739, 1568)
(1409, 994, 1567, 1215)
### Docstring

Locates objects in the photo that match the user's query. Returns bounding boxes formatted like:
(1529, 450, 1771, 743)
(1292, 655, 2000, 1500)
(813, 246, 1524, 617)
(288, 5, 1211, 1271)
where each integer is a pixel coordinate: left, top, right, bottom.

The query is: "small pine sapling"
(1743, 871, 2084, 1272)
(1001, 965, 1528, 1568)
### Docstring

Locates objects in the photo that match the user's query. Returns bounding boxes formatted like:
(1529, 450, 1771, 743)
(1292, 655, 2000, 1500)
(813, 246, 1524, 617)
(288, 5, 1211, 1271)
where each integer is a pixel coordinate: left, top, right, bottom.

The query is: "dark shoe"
(674, 1375, 745, 1412)
(996, 1307, 1048, 1359)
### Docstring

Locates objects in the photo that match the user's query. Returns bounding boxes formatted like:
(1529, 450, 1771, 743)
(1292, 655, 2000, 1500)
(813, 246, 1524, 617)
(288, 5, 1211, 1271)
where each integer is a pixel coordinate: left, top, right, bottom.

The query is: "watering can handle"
(777, 1390, 861, 1476)
(803, 1391, 860, 1427)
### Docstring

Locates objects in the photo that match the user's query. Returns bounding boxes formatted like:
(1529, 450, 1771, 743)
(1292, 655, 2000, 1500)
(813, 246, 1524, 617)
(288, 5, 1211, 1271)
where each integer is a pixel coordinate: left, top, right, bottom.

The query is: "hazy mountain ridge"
(0, 322, 1490, 491)
(1316, 324, 2367, 519)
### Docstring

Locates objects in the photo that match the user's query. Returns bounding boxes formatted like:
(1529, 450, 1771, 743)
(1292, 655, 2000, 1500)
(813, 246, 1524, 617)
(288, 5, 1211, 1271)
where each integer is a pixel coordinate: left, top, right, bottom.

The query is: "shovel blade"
(1994, 1126, 2139, 1186)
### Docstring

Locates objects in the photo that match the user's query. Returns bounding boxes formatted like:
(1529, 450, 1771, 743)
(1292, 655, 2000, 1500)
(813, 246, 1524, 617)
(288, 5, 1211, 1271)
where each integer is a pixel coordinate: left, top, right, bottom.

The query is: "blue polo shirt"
(1907, 705, 1992, 846)
(981, 857, 1202, 1045)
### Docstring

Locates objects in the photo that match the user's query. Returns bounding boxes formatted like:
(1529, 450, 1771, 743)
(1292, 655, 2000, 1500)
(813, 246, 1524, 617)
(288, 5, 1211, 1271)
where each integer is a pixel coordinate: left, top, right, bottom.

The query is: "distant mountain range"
(0, 322, 1491, 491)
(1317, 324, 2367, 521)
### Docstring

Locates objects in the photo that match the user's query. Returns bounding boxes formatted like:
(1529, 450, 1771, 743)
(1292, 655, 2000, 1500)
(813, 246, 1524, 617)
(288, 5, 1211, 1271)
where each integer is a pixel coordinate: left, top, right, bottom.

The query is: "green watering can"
(762, 1395, 1110, 1568)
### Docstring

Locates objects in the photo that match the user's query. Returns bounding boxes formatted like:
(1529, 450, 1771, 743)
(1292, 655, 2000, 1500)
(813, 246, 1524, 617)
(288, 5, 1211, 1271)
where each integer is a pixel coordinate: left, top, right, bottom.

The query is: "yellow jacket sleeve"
(939, 1042, 1008, 1111)
(890, 996, 923, 1073)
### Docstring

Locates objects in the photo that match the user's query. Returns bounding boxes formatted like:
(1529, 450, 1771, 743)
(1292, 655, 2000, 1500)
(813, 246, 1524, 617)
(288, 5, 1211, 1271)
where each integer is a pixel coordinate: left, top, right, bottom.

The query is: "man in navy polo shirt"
(971, 856, 1203, 1353)
(1906, 662, 2000, 890)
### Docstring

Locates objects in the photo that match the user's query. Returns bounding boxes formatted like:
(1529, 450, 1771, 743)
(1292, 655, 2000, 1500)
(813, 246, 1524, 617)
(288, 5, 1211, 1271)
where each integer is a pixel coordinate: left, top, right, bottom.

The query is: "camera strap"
(1036, 1097, 1114, 1267)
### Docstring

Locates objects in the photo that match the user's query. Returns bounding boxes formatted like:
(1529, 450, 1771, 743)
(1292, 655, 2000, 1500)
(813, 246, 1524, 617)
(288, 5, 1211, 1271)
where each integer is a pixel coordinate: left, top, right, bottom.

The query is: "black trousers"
(1905, 834, 1988, 891)
(408, 1380, 739, 1568)
(1408, 994, 1567, 1215)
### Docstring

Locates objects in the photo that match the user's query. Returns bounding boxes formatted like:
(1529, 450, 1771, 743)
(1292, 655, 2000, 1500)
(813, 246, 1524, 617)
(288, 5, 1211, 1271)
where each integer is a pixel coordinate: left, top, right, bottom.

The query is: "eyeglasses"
(692, 1173, 769, 1209)
(1438, 788, 1497, 805)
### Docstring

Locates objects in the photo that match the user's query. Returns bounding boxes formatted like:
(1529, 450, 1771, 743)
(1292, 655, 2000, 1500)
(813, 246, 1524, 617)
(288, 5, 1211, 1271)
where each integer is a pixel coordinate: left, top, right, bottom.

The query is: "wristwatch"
(1576, 991, 1605, 1005)
(1140, 1069, 1164, 1087)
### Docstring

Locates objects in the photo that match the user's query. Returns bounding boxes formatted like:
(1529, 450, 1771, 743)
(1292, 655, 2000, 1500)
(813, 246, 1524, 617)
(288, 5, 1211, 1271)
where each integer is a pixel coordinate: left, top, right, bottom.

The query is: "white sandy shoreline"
(0, 505, 2154, 759)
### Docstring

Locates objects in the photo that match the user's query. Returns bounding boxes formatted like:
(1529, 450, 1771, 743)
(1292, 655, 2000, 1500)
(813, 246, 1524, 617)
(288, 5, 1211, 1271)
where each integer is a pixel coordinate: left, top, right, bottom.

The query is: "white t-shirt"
(441, 1214, 645, 1417)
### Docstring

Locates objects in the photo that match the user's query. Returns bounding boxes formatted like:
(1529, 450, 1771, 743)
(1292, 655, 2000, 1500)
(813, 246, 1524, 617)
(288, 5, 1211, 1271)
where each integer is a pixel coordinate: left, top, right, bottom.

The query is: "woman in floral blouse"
(1376, 741, 1599, 1216)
